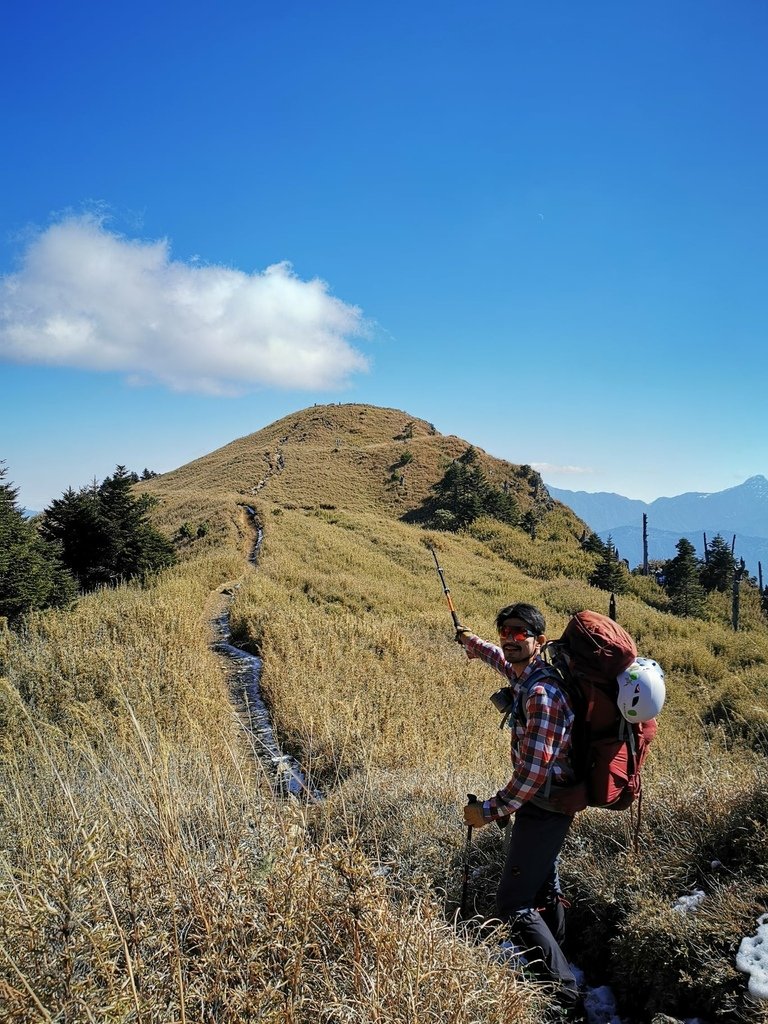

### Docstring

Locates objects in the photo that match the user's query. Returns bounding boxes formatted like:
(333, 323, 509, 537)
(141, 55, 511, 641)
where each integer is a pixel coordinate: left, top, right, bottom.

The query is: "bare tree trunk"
(703, 532, 709, 563)
(642, 513, 649, 576)
(759, 561, 764, 593)
(732, 573, 740, 631)
(731, 534, 737, 555)
(732, 559, 746, 631)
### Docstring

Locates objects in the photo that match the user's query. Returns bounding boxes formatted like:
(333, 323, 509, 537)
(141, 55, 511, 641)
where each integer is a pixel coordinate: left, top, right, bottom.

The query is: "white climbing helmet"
(616, 657, 666, 722)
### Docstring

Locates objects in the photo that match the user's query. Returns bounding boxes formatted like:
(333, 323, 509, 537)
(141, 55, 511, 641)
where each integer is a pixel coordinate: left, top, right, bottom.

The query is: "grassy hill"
(147, 402, 556, 521)
(2, 403, 768, 1022)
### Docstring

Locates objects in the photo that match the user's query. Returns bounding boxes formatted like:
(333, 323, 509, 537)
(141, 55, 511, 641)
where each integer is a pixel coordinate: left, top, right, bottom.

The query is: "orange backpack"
(543, 611, 657, 815)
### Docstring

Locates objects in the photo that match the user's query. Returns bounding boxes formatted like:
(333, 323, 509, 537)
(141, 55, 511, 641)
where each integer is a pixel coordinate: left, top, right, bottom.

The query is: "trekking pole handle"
(465, 793, 478, 840)
(460, 793, 478, 917)
(428, 545, 461, 628)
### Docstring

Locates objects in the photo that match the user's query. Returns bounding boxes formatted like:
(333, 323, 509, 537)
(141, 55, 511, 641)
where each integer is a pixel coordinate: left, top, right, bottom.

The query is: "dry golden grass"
(0, 718, 544, 1023)
(0, 545, 243, 749)
(145, 402, 559, 526)
(3, 403, 768, 1022)
(0, 421, 549, 1022)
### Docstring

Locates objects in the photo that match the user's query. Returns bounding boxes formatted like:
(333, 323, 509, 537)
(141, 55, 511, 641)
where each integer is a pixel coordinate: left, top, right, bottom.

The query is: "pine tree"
(40, 466, 176, 591)
(482, 487, 520, 526)
(429, 448, 489, 528)
(589, 535, 629, 593)
(700, 534, 737, 593)
(521, 509, 540, 539)
(663, 538, 706, 617)
(99, 466, 150, 582)
(41, 485, 110, 590)
(582, 532, 608, 556)
(422, 447, 521, 531)
(0, 464, 76, 624)
(430, 455, 481, 528)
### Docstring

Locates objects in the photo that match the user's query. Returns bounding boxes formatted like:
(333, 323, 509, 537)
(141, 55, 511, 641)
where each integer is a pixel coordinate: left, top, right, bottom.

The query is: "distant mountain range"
(548, 475, 768, 578)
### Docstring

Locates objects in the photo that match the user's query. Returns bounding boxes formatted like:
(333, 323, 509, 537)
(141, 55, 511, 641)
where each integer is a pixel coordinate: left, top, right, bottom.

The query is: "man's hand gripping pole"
(460, 793, 478, 917)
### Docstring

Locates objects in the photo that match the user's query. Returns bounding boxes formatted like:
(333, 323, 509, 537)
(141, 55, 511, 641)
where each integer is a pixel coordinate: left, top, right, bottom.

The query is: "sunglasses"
(498, 625, 536, 642)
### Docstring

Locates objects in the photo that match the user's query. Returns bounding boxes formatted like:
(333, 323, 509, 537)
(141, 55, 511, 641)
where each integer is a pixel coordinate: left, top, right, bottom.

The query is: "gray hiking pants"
(496, 801, 579, 1007)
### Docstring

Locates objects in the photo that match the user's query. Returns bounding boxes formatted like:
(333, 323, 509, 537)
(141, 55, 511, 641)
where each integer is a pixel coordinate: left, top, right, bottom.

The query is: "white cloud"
(532, 462, 594, 476)
(0, 215, 370, 394)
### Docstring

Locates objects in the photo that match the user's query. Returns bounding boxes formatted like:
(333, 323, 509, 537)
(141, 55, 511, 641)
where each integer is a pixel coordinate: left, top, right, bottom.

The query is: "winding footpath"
(208, 505, 318, 801)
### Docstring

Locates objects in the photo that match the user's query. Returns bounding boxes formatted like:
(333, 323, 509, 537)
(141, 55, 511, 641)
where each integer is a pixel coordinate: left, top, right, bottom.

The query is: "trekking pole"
(460, 793, 478, 917)
(428, 545, 461, 628)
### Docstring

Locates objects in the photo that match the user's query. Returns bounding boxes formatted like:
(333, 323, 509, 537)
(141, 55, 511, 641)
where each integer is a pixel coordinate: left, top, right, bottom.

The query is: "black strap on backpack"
(540, 640, 591, 786)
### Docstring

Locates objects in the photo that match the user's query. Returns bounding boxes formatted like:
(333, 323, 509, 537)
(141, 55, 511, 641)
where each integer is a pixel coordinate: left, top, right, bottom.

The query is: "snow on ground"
(672, 889, 706, 913)
(570, 887, 768, 1020)
(571, 966, 622, 1024)
(571, 962, 707, 1024)
(736, 914, 768, 1001)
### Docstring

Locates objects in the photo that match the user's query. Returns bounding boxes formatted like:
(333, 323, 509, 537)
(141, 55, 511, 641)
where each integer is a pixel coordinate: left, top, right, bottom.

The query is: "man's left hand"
(463, 800, 487, 829)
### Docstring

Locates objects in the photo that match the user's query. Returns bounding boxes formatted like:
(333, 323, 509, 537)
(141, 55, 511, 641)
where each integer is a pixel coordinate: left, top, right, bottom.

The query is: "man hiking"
(456, 602, 584, 1018)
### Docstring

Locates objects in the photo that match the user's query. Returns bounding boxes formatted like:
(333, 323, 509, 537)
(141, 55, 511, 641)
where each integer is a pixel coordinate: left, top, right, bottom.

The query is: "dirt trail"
(203, 504, 317, 801)
(199, 504, 260, 633)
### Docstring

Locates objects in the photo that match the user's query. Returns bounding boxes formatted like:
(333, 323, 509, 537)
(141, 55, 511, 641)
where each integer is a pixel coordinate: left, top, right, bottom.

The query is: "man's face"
(498, 617, 543, 670)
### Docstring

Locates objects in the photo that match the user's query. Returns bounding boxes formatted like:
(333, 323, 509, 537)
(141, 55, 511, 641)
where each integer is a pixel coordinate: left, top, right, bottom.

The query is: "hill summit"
(150, 402, 557, 524)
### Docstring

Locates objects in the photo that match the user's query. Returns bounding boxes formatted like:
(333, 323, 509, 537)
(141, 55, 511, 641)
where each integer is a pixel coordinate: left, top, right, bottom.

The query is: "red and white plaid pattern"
(463, 634, 575, 820)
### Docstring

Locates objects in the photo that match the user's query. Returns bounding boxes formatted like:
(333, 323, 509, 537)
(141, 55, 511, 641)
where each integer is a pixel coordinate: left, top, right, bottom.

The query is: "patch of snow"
(570, 966, 623, 1024)
(584, 985, 622, 1024)
(672, 889, 706, 913)
(736, 913, 768, 1001)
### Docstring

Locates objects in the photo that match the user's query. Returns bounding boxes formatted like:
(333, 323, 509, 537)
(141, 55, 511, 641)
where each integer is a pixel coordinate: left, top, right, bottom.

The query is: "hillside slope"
(147, 402, 563, 524)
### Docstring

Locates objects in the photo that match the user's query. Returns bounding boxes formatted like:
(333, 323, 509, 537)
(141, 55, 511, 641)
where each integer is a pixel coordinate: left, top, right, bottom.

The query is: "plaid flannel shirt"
(463, 633, 575, 821)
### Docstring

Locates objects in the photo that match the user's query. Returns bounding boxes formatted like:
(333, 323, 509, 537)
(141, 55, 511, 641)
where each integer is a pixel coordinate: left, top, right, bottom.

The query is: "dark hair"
(495, 603, 546, 636)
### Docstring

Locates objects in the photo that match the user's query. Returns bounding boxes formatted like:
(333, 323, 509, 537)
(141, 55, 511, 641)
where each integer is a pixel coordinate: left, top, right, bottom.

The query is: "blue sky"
(2, 1, 767, 510)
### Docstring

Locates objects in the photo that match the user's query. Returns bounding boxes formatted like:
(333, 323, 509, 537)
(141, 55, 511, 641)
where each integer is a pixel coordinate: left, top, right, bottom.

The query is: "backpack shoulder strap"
(516, 653, 579, 726)
(540, 642, 586, 714)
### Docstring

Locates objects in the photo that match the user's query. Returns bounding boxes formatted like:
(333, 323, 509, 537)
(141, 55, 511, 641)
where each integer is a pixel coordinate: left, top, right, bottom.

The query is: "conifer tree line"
(584, 529, 766, 620)
(414, 451, 768, 622)
(4, 448, 766, 628)
(0, 465, 76, 624)
(0, 463, 175, 627)
(417, 446, 522, 531)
